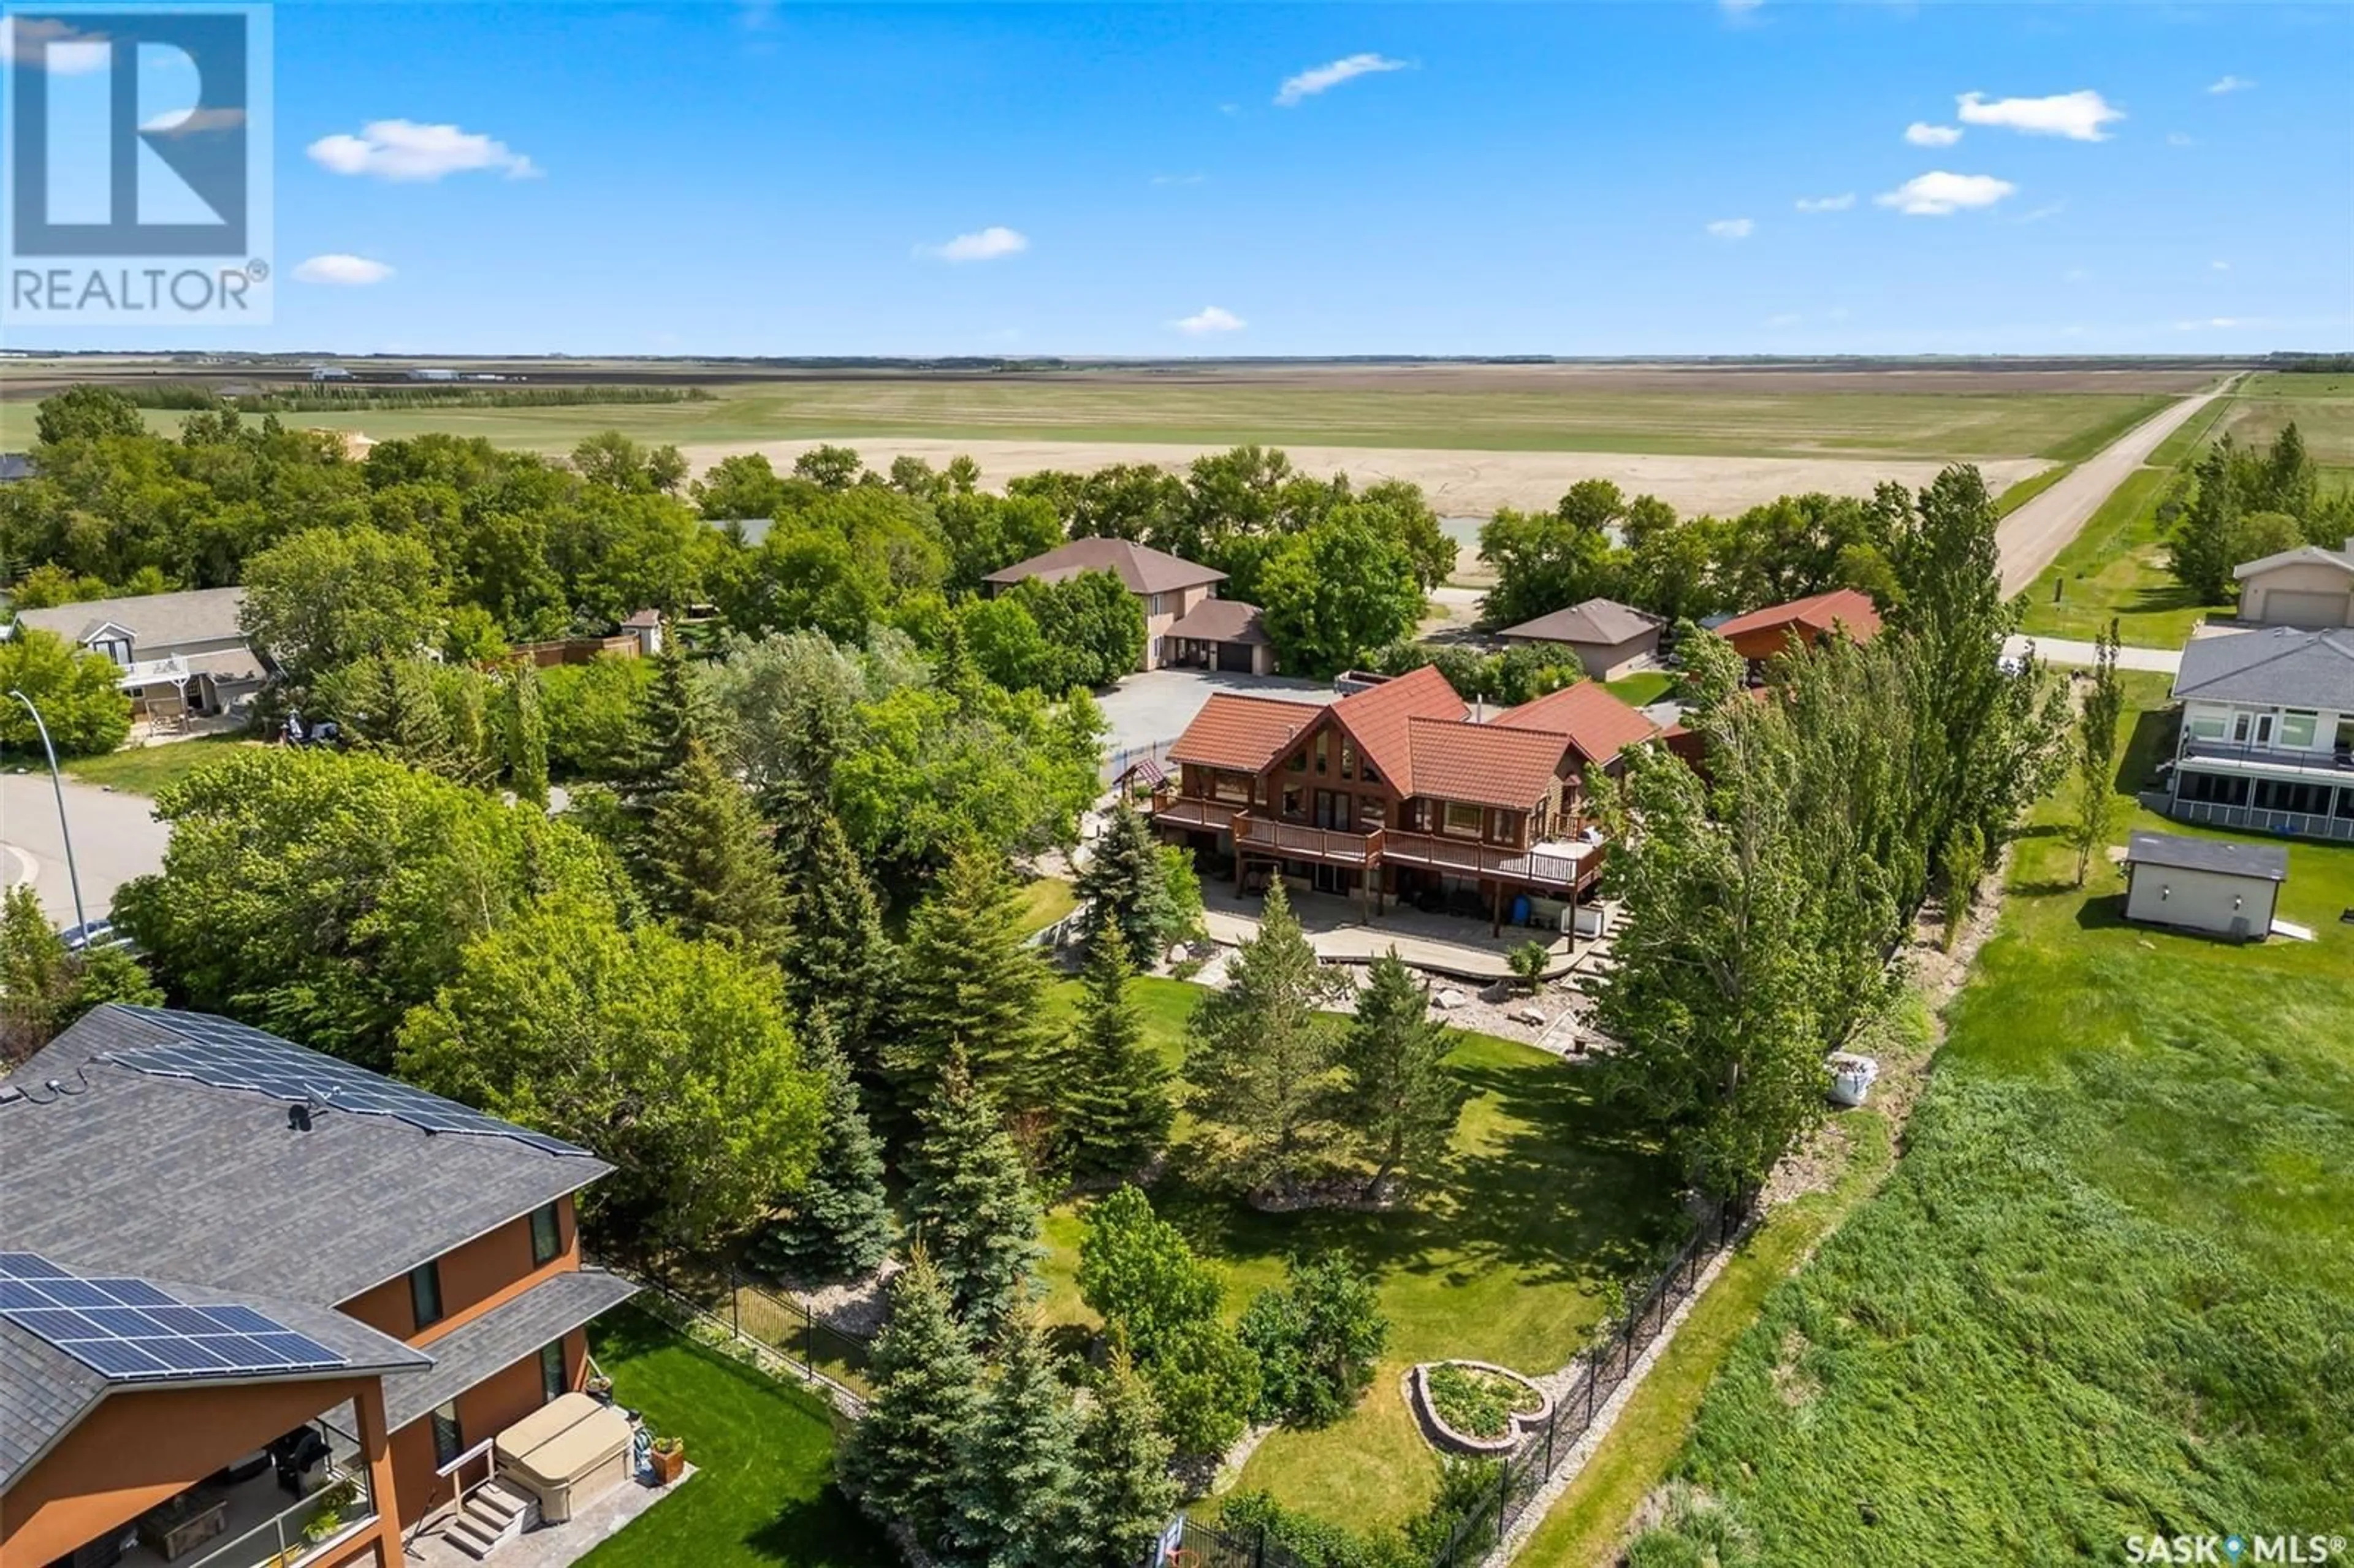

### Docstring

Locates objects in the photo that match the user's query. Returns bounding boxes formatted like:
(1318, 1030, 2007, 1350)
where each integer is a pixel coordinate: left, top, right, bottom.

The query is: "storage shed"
(2120, 830, 2288, 940)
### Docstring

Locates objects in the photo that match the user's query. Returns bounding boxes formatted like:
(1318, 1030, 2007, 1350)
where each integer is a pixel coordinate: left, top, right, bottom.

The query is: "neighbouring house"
(1148, 664, 1663, 932)
(2166, 626, 2354, 842)
(1713, 588, 1883, 664)
(981, 538, 1245, 673)
(0, 453, 34, 484)
(2122, 829, 2288, 940)
(2232, 537, 2354, 629)
(1496, 597, 1666, 681)
(10, 587, 268, 721)
(1159, 597, 1276, 676)
(0, 1004, 638, 1568)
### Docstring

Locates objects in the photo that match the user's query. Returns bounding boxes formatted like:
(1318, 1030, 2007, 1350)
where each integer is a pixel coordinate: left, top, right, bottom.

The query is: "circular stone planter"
(1409, 1360, 1554, 1455)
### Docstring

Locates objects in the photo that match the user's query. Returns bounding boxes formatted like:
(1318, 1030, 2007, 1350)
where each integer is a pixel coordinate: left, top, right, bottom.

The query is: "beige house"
(2233, 538, 2354, 628)
(2122, 830, 2287, 940)
(981, 538, 1237, 672)
(1496, 597, 1666, 680)
(11, 587, 267, 719)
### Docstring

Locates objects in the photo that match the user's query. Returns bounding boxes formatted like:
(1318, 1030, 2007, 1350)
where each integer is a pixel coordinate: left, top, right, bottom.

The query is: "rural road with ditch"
(1994, 377, 2238, 598)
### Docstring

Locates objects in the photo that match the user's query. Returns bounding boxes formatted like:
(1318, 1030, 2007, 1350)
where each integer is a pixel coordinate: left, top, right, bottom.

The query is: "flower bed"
(1411, 1360, 1552, 1454)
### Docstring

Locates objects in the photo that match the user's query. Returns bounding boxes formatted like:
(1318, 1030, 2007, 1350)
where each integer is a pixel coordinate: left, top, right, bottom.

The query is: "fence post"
(1544, 1407, 1555, 1474)
(729, 1268, 741, 1339)
(1495, 1456, 1510, 1543)
(1255, 1523, 1268, 1568)
(805, 1304, 816, 1385)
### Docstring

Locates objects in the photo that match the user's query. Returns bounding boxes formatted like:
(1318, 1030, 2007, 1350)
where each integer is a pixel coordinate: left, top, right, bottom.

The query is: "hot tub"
(494, 1393, 633, 1523)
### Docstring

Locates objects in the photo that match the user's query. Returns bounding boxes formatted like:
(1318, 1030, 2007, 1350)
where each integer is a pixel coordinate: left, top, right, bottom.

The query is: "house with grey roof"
(10, 586, 269, 721)
(0, 1005, 636, 1568)
(2165, 625, 2354, 842)
(2233, 536, 2354, 629)
(982, 537, 1257, 673)
(1496, 597, 1666, 680)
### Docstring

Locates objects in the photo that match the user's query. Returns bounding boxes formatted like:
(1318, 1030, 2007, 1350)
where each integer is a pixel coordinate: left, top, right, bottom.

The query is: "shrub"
(1237, 1253, 1387, 1428)
(1423, 1363, 1539, 1440)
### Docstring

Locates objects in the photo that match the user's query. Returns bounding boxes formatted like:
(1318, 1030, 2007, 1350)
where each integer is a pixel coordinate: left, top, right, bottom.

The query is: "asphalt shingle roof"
(0, 1319, 104, 1483)
(981, 537, 1226, 596)
(2171, 626, 2354, 709)
(12, 586, 248, 650)
(1162, 598, 1270, 645)
(2124, 830, 2289, 881)
(1498, 597, 1663, 647)
(385, 1270, 637, 1429)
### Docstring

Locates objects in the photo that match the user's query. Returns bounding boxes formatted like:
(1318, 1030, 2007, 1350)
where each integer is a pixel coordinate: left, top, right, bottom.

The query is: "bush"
(1236, 1253, 1387, 1428)
(1423, 1363, 1539, 1440)
(0, 628, 132, 758)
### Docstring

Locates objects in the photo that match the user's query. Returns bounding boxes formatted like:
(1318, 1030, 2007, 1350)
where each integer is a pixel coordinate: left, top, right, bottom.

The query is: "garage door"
(1216, 641, 1257, 672)
(2262, 590, 2347, 628)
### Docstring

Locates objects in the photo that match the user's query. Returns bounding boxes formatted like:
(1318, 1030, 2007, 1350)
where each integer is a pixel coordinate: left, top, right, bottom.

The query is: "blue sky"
(13, 1, 2353, 355)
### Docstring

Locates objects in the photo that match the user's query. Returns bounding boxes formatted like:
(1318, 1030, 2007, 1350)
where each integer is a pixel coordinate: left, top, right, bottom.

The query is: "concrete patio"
(1198, 883, 1614, 983)
(406, 1466, 693, 1568)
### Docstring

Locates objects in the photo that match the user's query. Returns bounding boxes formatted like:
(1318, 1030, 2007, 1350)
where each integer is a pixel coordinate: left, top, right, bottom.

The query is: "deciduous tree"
(1237, 1254, 1388, 1428)
(0, 629, 132, 758)
(238, 525, 445, 684)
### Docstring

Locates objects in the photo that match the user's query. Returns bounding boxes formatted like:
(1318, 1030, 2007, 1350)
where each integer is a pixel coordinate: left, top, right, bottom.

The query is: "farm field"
(2214, 370, 2354, 477)
(1034, 976, 1684, 1534)
(1615, 674, 2354, 1565)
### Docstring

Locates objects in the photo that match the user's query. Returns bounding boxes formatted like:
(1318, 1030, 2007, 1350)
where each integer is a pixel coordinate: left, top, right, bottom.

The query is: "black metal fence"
(719, 1266, 877, 1399)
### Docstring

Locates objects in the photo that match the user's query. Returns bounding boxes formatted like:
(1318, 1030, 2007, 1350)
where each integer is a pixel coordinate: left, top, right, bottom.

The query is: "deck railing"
(1149, 796, 1240, 834)
(1380, 828, 1597, 889)
(2179, 736, 2354, 774)
(1230, 813, 1381, 866)
(2170, 796, 2354, 842)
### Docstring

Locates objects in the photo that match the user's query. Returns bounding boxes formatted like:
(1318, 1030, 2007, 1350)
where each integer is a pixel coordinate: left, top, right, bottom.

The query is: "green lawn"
(1602, 671, 1677, 708)
(579, 1307, 889, 1568)
(2014, 466, 2231, 647)
(1618, 675, 2354, 1564)
(1012, 875, 1079, 937)
(1034, 982, 1684, 1532)
(1992, 462, 2069, 517)
(61, 736, 251, 794)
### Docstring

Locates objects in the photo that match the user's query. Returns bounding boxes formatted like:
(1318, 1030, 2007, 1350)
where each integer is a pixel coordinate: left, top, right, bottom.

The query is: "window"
(1357, 797, 1387, 831)
(1339, 740, 1357, 780)
(2231, 711, 2252, 743)
(409, 1261, 444, 1330)
(1313, 731, 1329, 774)
(539, 1341, 567, 1404)
(2280, 710, 2318, 748)
(91, 636, 131, 667)
(1211, 771, 1252, 804)
(430, 1402, 464, 1468)
(1281, 786, 1304, 820)
(1287, 745, 1306, 773)
(1146, 593, 1166, 616)
(530, 1203, 563, 1267)
(1443, 802, 1483, 837)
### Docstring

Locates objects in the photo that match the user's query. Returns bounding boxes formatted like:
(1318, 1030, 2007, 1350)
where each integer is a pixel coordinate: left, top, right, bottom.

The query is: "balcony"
(116, 1415, 378, 1568)
(2179, 736, 2354, 777)
(1382, 829, 1602, 892)
(1232, 812, 1381, 867)
(1150, 796, 1241, 835)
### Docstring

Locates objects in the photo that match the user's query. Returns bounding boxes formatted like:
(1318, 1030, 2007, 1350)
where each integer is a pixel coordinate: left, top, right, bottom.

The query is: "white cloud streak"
(1905, 123, 1963, 147)
(1173, 305, 1245, 335)
(1875, 171, 2017, 216)
(0, 17, 110, 72)
(2207, 75, 2254, 94)
(308, 120, 541, 181)
(917, 226, 1030, 263)
(1274, 53, 1407, 107)
(293, 254, 394, 286)
(1956, 89, 2124, 142)
(1794, 193, 1855, 212)
(1706, 217, 1755, 239)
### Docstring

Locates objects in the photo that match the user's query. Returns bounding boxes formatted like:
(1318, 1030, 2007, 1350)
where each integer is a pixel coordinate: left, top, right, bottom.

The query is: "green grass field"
(581, 1307, 888, 1568)
(1617, 674, 2354, 1565)
(1602, 671, 1677, 707)
(2218, 371, 2354, 470)
(61, 736, 252, 794)
(2014, 466, 2231, 647)
(1034, 978, 1683, 1532)
(37, 378, 2195, 466)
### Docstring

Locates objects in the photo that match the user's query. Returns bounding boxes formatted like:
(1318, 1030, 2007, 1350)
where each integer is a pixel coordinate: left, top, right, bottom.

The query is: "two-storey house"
(0, 1005, 636, 1568)
(982, 538, 1273, 673)
(2167, 626, 2354, 842)
(11, 588, 268, 721)
(1149, 666, 1662, 931)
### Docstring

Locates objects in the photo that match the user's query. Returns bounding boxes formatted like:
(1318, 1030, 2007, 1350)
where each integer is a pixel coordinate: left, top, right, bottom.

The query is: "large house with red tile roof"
(1149, 666, 1665, 929)
(1714, 588, 1883, 664)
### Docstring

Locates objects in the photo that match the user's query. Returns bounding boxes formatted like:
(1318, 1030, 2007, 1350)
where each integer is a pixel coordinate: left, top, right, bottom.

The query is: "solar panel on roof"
(0, 1250, 349, 1383)
(102, 1006, 591, 1157)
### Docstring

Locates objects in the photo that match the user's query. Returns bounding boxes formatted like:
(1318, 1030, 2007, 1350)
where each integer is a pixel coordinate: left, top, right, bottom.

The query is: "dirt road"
(1995, 380, 2235, 597)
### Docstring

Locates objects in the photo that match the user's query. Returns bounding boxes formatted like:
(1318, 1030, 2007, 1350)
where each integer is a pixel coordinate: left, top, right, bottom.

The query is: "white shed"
(2121, 830, 2288, 940)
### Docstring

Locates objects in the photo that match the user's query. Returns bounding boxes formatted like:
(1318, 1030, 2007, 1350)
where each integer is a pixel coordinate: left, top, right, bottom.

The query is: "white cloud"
(1720, 0, 1764, 13)
(141, 106, 245, 136)
(1173, 305, 1245, 336)
(2014, 200, 2065, 223)
(1274, 53, 1407, 107)
(1762, 312, 1802, 327)
(1706, 217, 1755, 239)
(0, 17, 110, 72)
(308, 120, 541, 181)
(2174, 316, 2263, 331)
(2207, 75, 2254, 94)
(1875, 171, 2017, 216)
(917, 226, 1030, 263)
(1794, 193, 1855, 213)
(1956, 89, 2124, 142)
(2167, 132, 2197, 147)
(292, 253, 394, 286)
(1905, 123, 1963, 147)
(2212, 260, 2231, 272)
(1151, 173, 1207, 186)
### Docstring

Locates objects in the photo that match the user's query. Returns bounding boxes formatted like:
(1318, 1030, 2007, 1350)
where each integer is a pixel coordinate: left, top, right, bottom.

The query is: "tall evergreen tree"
(889, 842, 1057, 1116)
(642, 739, 789, 951)
(1187, 881, 1349, 1200)
(772, 786, 894, 1071)
(908, 1049, 1043, 1329)
(750, 1021, 893, 1280)
(503, 657, 550, 807)
(1078, 1345, 1181, 1568)
(1057, 925, 1174, 1179)
(943, 1311, 1090, 1568)
(837, 1250, 982, 1549)
(623, 634, 714, 803)
(1075, 802, 1181, 964)
(1338, 951, 1467, 1198)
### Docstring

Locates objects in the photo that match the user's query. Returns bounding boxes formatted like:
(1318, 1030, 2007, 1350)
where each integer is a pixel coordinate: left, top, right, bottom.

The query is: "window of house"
(2186, 712, 2228, 740)
(1212, 771, 1251, 804)
(1313, 731, 1329, 774)
(91, 636, 131, 667)
(2231, 710, 2252, 743)
(1489, 810, 1522, 845)
(1282, 786, 1304, 819)
(1339, 740, 1357, 780)
(2280, 711, 2318, 748)
(1147, 593, 1166, 616)
(409, 1261, 444, 1330)
(430, 1402, 464, 1468)
(1287, 745, 1306, 773)
(1358, 797, 1387, 830)
(530, 1203, 562, 1267)
(1360, 758, 1380, 784)
(539, 1341, 567, 1404)
(1443, 802, 1482, 837)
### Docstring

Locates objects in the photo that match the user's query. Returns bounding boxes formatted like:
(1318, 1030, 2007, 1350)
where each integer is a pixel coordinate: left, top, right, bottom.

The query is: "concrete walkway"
(2005, 633, 2184, 674)
(1995, 378, 2238, 598)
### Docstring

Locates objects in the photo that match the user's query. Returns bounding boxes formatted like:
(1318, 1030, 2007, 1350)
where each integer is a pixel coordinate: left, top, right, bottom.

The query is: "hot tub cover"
(497, 1393, 630, 1485)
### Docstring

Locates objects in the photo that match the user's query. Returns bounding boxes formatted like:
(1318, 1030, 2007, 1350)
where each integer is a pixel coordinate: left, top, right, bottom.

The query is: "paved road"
(2003, 632, 2184, 674)
(1995, 379, 2237, 598)
(0, 769, 172, 924)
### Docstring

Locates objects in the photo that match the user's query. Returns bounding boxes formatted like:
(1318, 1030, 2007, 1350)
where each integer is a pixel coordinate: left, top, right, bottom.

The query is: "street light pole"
(7, 689, 88, 936)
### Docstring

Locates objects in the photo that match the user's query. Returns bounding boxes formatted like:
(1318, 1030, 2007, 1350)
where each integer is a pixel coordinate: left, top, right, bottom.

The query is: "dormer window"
(91, 636, 131, 667)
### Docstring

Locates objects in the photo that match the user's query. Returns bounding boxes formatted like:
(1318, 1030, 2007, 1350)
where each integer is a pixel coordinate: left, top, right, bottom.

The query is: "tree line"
(2163, 422, 2354, 603)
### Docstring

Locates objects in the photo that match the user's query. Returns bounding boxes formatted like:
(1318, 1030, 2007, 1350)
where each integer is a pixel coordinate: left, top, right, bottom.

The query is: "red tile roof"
(1405, 718, 1571, 809)
(1166, 693, 1322, 773)
(1714, 588, 1883, 650)
(1328, 665, 1466, 792)
(1493, 681, 1662, 766)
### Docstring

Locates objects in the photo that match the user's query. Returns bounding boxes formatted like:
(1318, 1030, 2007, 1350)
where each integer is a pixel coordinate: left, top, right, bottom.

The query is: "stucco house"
(1496, 597, 1665, 680)
(981, 538, 1249, 672)
(2122, 830, 2288, 940)
(2233, 538, 2354, 629)
(10, 587, 267, 720)
(2166, 625, 2354, 842)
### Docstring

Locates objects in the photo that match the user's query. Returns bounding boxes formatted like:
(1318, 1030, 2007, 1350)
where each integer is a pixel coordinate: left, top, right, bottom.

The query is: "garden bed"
(1411, 1360, 1552, 1454)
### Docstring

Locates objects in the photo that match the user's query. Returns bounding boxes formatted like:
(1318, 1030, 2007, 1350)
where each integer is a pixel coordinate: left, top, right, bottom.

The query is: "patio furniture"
(137, 1488, 227, 1562)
